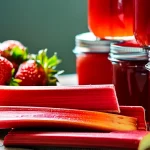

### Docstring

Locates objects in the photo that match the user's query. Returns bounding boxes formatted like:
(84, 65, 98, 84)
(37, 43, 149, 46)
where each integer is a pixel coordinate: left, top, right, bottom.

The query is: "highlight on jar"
(73, 32, 134, 85)
(109, 39, 150, 125)
(88, 0, 134, 39)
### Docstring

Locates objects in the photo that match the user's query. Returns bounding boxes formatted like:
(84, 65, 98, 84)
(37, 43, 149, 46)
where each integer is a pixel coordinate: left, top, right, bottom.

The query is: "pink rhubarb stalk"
(0, 85, 120, 113)
(0, 106, 136, 131)
(120, 106, 147, 131)
(4, 130, 150, 150)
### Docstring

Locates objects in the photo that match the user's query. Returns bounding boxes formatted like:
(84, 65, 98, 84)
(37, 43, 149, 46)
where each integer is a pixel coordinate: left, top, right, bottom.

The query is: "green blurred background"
(0, 0, 88, 74)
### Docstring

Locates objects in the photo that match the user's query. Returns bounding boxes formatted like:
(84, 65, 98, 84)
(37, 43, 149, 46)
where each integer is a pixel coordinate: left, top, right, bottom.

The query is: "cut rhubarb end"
(4, 130, 150, 150)
(0, 85, 120, 113)
(120, 106, 147, 131)
(0, 106, 136, 131)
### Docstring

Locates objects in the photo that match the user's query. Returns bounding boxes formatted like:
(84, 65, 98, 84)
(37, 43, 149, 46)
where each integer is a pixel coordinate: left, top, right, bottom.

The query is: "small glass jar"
(73, 32, 127, 85)
(88, 0, 134, 38)
(109, 40, 150, 122)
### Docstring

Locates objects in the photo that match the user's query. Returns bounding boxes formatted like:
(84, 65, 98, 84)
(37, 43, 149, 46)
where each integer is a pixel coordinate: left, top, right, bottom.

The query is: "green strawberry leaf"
(11, 46, 28, 61)
(47, 69, 64, 77)
(36, 49, 48, 67)
(56, 70, 64, 75)
(11, 68, 15, 77)
(47, 53, 61, 68)
(31, 49, 64, 86)
(9, 78, 22, 86)
(47, 76, 58, 86)
(28, 54, 36, 60)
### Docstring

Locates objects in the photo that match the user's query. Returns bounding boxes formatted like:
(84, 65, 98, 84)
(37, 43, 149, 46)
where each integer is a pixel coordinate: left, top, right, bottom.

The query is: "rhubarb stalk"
(0, 106, 136, 131)
(4, 130, 150, 150)
(120, 106, 147, 130)
(0, 85, 120, 113)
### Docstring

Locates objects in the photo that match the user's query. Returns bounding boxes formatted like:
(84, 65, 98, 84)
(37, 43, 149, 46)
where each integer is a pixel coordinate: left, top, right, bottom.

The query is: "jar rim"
(110, 43, 148, 60)
(109, 53, 148, 61)
(75, 32, 133, 53)
(73, 47, 110, 54)
(111, 43, 146, 53)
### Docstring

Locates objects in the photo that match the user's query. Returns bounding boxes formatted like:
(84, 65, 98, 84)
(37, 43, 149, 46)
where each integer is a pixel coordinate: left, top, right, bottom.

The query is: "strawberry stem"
(35, 49, 64, 85)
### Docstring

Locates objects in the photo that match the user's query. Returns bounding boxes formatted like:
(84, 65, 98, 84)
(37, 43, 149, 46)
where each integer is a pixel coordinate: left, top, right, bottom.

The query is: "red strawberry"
(0, 40, 26, 58)
(0, 56, 13, 85)
(14, 49, 63, 86)
(0, 40, 27, 72)
(15, 60, 47, 86)
(1, 40, 25, 51)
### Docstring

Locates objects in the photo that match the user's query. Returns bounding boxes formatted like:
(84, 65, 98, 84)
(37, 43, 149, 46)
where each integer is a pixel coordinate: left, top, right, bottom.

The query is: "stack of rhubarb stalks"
(0, 85, 150, 150)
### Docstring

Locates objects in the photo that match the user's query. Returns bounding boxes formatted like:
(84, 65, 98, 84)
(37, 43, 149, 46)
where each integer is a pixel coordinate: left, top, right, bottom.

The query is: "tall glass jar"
(109, 40, 150, 122)
(88, 0, 134, 38)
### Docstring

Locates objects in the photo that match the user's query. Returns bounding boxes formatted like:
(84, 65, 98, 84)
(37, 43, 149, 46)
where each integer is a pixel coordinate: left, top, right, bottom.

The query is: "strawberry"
(0, 56, 13, 85)
(0, 40, 27, 59)
(1, 40, 25, 52)
(14, 60, 47, 86)
(14, 49, 63, 86)
(0, 40, 28, 72)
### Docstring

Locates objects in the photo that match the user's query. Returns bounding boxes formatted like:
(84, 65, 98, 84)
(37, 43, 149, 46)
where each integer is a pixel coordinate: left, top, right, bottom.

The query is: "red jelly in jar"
(73, 32, 114, 85)
(88, 0, 134, 38)
(134, 0, 150, 47)
(109, 40, 150, 122)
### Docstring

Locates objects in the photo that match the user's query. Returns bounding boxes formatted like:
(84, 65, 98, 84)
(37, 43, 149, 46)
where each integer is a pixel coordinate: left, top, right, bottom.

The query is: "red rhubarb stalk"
(120, 106, 147, 131)
(0, 85, 120, 113)
(4, 130, 150, 150)
(0, 106, 136, 131)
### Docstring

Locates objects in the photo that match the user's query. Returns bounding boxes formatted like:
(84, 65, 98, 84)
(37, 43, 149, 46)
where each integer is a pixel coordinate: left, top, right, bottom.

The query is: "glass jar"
(109, 40, 150, 122)
(73, 32, 113, 85)
(134, 0, 150, 48)
(145, 53, 150, 130)
(73, 32, 131, 85)
(88, 0, 134, 38)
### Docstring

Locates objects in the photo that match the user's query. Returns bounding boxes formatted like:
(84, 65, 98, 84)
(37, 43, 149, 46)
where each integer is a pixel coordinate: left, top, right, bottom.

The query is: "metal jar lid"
(73, 32, 130, 54)
(109, 42, 148, 61)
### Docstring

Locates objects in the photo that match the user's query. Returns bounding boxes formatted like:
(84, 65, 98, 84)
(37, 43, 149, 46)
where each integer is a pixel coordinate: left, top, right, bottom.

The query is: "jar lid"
(74, 32, 129, 54)
(109, 40, 148, 61)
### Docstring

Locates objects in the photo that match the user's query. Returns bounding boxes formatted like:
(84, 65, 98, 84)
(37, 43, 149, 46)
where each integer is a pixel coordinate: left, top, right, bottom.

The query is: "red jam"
(76, 53, 112, 85)
(110, 41, 150, 122)
(134, 0, 150, 47)
(88, 0, 134, 38)
(74, 32, 113, 85)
